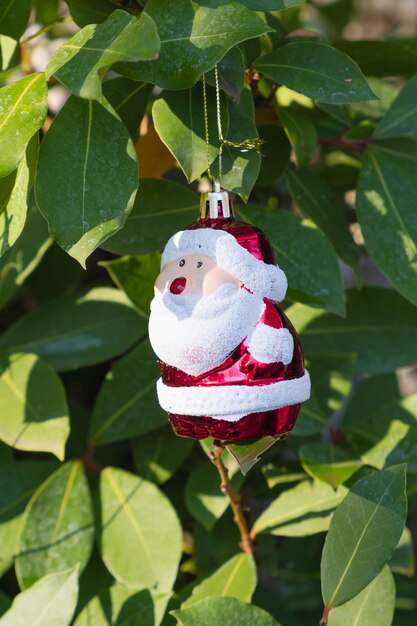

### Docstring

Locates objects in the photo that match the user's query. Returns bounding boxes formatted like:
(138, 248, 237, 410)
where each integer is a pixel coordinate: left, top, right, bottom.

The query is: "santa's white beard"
(149, 284, 265, 376)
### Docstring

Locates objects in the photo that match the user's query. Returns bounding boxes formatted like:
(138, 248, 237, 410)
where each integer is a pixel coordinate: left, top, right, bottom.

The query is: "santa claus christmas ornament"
(148, 183, 310, 442)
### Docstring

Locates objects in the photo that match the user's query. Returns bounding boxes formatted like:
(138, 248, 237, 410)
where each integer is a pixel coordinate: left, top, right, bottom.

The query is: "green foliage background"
(0, 0, 417, 624)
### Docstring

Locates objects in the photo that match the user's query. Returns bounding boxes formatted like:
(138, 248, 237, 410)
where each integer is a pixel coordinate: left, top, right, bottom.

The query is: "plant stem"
(318, 136, 373, 153)
(320, 605, 331, 626)
(210, 442, 254, 553)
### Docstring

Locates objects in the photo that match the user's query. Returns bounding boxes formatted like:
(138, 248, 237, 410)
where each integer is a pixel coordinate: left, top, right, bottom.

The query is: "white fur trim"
(161, 229, 287, 302)
(248, 325, 294, 365)
(157, 371, 311, 419)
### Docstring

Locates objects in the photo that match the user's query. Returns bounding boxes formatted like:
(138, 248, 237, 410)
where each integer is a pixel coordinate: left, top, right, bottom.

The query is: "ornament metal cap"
(200, 179, 234, 220)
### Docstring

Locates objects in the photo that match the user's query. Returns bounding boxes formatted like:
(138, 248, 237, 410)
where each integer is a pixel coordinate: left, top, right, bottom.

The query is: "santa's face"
(149, 254, 265, 376)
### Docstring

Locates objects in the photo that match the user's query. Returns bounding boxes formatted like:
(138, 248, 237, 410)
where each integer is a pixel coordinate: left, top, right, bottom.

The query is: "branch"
(318, 136, 373, 153)
(320, 605, 331, 626)
(210, 441, 254, 553)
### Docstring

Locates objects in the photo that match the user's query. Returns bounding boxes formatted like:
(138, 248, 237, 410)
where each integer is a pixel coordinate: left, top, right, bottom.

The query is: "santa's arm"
(247, 323, 294, 365)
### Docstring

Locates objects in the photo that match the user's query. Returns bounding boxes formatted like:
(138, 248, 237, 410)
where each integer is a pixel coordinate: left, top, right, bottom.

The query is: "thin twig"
(318, 136, 373, 153)
(210, 441, 254, 553)
(320, 605, 330, 626)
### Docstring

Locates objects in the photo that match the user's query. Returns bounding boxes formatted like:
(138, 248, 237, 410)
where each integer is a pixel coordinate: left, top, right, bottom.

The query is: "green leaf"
(0, 73, 46, 178)
(73, 585, 170, 626)
(328, 566, 395, 626)
(278, 106, 317, 167)
(35, 96, 138, 267)
(65, 0, 115, 28)
(183, 553, 256, 608)
(321, 465, 407, 610)
(262, 464, 307, 488)
(132, 425, 194, 484)
(90, 340, 166, 447)
(0, 353, 70, 459)
(0, 593, 10, 618)
(0, 287, 146, 371)
(289, 287, 417, 374)
(236, 205, 345, 315)
(47, 11, 160, 100)
(0, 205, 51, 310)
(356, 139, 417, 306)
(103, 77, 153, 140)
(390, 527, 415, 578)
(103, 178, 199, 256)
(16, 461, 94, 589)
(212, 86, 261, 201)
(334, 39, 417, 78)
(0, 136, 38, 257)
(0, 0, 31, 41)
(100, 252, 160, 317)
(0, 567, 79, 626)
(227, 437, 281, 475)
(153, 84, 227, 183)
(0, 461, 57, 570)
(185, 456, 243, 531)
(376, 74, 417, 139)
(238, 0, 305, 8)
(115, 0, 270, 89)
(172, 597, 282, 626)
(256, 41, 375, 104)
(254, 479, 347, 536)
(256, 125, 290, 186)
(286, 167, 360, 277)
(98, 467, 182, 591)
(299, 443, 362, 488)
(205, 46, 245, 102)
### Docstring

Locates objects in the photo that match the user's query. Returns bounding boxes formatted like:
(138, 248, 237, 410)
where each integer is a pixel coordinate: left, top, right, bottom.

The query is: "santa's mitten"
(247, 323, 294, 365)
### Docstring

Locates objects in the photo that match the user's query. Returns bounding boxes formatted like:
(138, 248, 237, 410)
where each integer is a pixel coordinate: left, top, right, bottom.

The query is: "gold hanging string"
(202, 73, 213, 185)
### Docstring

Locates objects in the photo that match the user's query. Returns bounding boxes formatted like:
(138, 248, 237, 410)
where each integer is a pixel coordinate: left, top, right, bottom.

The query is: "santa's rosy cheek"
(202, 268, 240, 295)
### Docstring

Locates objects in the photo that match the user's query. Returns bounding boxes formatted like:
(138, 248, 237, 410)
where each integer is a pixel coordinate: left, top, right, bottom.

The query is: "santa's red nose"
(170, 277, 187, 295)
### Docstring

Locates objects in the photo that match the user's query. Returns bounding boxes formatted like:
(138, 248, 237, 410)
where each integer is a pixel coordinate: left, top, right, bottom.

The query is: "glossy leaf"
(90, 340, 166, 447)
(328, 566, 395, 626)
(278, 106, 317, 167)
(16, 461, 94, 589)
(0, 567, 79, 626)
(0, 73, 46, 178)
(0, 288, 146, 371)
(376, 74, 417, 139)
(299, 443, 361, 488)
(227, 437, 281, 475)
(98, 467, 182, 591)
(103, 77, 153, 140)
(236, 205, 345, 315)
(0, 0, 31, 40)
(256, 41, 375, 104)
(0, 461, 57, 571)
(335, 39, 417, 78)
(0, 353, 70, 459)
(73, 585, 170, 626)
(289, 287, 417, 374)
(254, 479, 347, 536)
(65, 0, 115, 28)
(286, 167, 360, 276)
(256, 125, 290, 186)
(321, 465, 407, 609)
(47, 11, 159, 100)
(172, 597, 282, 626)
(356, 139, 417, 306)
(100, 252, 160, 317)
(183, 553, 256, 608)
(205, 46, 245, 102)
(116, 0, 270, 89)
(103, 178, 199, 256)
(132, 425, 194, 484)
(35, 96, 138, 267)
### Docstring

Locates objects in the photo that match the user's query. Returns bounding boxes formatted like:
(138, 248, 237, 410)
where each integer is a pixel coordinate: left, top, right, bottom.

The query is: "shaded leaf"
(205, 46, 245, 102)
(100, 252, 160, 317)
(172, 597, 281, 626)
(390, 527, 415, 578)
(0, 593, 10, 618)
(35, 96, 138, 267)
(47, 11, 159, 100)
(183, 553, 256, 608)
(0, 73, 46, 178)
(262, 464, 307, 488)
(335, 39, 417, 78)
(256, 125, 291, 187)
(254, 479, 347, 536)
(116, 0, 269, 89)
(132, 425, 194, 484)
(90, 340, 166, 447)
(227, 437, 281, 475)
(299, 443, 361, 488)
(0, 0, 31, 40)
(0, 287, 146, 371)
(278, 106, 317, 166)
(16, 461, 94, 589)
(103, 178, 199, 256)
(376, 74, 417, 139)
(256, 41, 375, 104)
(98, 467, 182, 591)
(236, 205, 345, 315)
(0, 353, 69, 459)
(321, 465, 407, 609)
(328, 566, 395, 626)
(103, 77, 153, 140)
(0, 567, 79, 626)
(238, 0, 304, 7)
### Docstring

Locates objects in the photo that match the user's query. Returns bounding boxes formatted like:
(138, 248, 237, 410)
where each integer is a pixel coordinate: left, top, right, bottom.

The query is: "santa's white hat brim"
(161, 228, 287, 302)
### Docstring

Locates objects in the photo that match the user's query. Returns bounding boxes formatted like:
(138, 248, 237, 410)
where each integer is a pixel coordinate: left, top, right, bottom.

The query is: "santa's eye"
(179, 259, 185, 267)
(197, 261, 203, 268)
